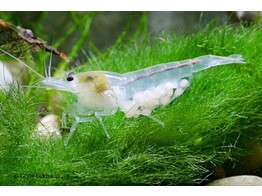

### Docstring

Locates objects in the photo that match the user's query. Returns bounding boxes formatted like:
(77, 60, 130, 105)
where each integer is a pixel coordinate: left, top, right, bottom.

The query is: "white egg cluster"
(121, 78, 190, 118)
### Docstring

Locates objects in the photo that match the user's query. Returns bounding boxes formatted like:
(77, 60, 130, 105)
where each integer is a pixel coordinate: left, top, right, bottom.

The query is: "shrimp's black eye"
(67, 72, 74, 82)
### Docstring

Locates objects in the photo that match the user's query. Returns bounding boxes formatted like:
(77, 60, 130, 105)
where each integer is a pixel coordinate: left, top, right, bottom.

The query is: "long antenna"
(0, 48, 45, 79)
(48, 35, 56, 78)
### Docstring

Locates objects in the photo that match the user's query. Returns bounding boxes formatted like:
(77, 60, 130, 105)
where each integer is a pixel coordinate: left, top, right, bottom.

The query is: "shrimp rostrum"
(0, 48, 245, 146)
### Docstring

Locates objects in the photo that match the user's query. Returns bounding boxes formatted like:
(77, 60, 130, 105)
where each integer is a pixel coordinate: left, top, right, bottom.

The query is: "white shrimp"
(0, 48, 245, 146)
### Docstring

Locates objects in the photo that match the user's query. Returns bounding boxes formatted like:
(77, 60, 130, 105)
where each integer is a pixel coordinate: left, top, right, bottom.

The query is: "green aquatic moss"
(0, 14, 261, 185)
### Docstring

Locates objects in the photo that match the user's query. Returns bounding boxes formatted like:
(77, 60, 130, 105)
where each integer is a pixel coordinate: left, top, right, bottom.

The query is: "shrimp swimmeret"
(0, 48, 245, 146)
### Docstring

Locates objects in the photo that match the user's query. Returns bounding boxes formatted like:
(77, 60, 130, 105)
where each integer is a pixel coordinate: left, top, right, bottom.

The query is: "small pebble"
(0, 61, 13, 90)
(207, 175, 262, 186)
(35, 114, 61, 138)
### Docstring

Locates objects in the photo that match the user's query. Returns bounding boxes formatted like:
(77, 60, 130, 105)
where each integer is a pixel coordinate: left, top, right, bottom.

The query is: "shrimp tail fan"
(192, 54, 245, 73)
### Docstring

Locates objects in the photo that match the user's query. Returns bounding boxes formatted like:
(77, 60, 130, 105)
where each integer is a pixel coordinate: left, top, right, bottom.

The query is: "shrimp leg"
(62, 112, 67, 128)
(94, 112, 111, 138)
(145, 115, 165, 127)
(64, 116, 94, 146)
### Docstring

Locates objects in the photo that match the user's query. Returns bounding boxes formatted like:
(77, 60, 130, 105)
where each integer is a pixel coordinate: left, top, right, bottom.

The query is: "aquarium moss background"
(0, 12, 261, 185)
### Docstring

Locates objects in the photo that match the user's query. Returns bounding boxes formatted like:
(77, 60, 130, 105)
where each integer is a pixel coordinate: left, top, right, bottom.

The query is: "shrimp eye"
(67, 72, 74, 82)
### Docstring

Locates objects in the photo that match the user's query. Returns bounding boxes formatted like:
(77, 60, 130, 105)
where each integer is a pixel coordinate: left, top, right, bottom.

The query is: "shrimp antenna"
(48, 49, 53, 78)
(0, 48, 45, 79)
(48, 35, 56, 78)
(44, 49, 48, 78)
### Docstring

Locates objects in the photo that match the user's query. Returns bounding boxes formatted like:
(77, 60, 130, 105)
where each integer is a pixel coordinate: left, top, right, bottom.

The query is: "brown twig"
(0, 19, 69, 62)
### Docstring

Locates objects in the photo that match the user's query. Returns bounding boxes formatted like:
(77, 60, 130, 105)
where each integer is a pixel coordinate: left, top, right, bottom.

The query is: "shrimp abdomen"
(115, 55, 245, 118)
